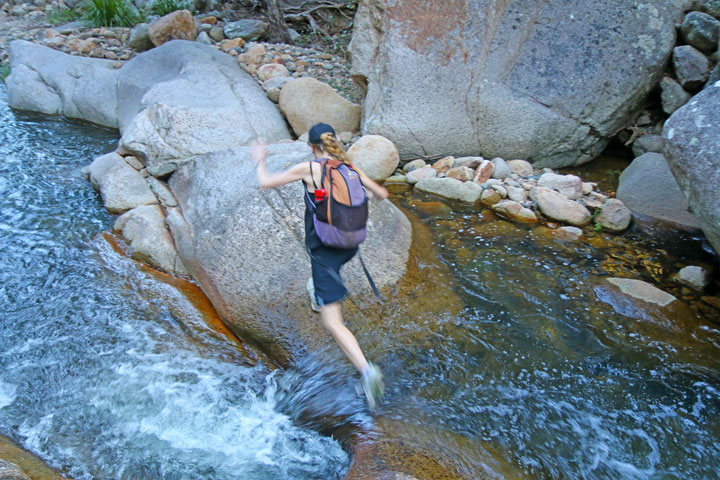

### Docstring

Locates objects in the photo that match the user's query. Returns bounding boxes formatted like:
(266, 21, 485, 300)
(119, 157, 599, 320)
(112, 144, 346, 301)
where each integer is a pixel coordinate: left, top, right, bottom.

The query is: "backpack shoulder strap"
(308, 159, 318, 190)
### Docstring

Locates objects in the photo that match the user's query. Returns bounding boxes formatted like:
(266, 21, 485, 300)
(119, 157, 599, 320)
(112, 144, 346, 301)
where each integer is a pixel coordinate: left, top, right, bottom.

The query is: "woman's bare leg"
(320, 302, 369, 373)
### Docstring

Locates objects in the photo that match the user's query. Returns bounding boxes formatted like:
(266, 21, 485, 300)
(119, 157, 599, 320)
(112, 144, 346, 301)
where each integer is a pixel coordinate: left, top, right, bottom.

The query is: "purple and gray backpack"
(309, 158, 368, 249)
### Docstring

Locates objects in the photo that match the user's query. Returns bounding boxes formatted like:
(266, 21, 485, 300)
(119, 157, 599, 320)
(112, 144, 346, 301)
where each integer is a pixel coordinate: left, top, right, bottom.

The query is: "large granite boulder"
(6, 40, 118, 128)
(663, 81, 720, 254)
(117, 40, 290, 176)
(616, 152, 701, 230)
(350, 0, 682, 168)
(167, 141, 412, 360)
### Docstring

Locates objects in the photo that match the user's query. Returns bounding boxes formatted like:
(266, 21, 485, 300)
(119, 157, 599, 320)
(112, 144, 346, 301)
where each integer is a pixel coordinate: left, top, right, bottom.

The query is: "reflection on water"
(373, 191, 720, 478)
(0, 84, 349, 480)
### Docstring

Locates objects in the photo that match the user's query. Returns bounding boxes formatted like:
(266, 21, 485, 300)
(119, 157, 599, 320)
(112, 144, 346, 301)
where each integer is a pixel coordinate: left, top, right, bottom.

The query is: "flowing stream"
(1, 80, 720, 479)
(0, 84, 349, 479)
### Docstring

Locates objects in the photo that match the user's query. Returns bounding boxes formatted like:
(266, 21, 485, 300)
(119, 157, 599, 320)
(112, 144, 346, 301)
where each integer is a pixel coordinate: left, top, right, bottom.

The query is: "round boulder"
(148, 10, 198, 47)
(258, 63, 290, 82)
(535, 186, 591, 226)
(680, 11, 720, 53)
(347, 135, 400, 181)
(279, 77, 361, 137)
(595, 198, 632, 233)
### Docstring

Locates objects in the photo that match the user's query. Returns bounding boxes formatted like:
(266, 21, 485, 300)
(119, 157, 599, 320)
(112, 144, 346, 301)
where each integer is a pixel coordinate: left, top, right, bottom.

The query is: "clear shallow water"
(0, 84, 349, 480)
(370, 195, 720, 479)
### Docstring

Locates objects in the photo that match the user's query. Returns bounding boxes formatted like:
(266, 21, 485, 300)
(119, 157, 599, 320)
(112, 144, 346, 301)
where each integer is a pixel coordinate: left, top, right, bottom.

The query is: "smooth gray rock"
(491, 199, 537, 222)
(680, 11, 720, 52)
(490, 157, 511, 180)
(87, 152, 157, 213)
(114, 204, 188, 275)
(616, 152, 701, 230)
(631, 134, 665, 157)
(537, 173, 583, 200)
(605, 278, 676, 307)
(414, 177, 482, 203)
(661, 76, 692, 114)
(595, 198, 632, 232)
(350, 0, 682, 167)
(0, 459, 30, 480)
(535, 186, 591, 226)
(677, 265, 710, 290)
(706, 65, 720, 88)
(664, 81, 720, 254)
(195, 31, 212, 45)
(224, 19, 269, 40)
(116, 40, 290, 176)
(129, 23, 153, 51)
(673, 45, 711, 90)
(691, 0, 720, 18)
(167, 142, 411, 358)
(209, 25, 225, 42)
(6, 40, 118, 128)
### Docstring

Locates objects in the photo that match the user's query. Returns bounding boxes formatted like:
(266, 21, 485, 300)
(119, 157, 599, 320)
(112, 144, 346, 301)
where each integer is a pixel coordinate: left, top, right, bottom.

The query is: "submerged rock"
(677, 265, 710, 290)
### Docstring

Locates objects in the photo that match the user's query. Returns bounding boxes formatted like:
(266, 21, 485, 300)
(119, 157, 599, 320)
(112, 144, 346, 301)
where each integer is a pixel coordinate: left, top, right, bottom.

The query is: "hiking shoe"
(360, 363, 384, 410)
(306, 277, 321, 313)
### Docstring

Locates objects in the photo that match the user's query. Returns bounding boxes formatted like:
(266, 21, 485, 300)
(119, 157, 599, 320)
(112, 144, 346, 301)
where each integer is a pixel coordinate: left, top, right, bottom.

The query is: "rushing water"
(2, 80, 720, 480)
(0, 84, 350, 479)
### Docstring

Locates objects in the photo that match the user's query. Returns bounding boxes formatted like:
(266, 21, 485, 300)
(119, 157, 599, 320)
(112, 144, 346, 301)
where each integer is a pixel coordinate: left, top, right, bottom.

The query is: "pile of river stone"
(383, 155, 632, 233)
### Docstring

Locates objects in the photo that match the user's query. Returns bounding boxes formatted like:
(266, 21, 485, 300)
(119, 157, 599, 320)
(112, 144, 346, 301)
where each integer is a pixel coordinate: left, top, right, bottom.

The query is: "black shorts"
(305, 207, 357, 305)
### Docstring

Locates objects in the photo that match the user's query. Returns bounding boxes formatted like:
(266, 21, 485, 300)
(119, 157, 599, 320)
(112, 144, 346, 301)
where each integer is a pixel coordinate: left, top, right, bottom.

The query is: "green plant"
(82, 0, 142, 27)
(46, 6, 80, 25)
(0, 64, 10, 83)
(591, 209, 603, 233)
(150, 0, 190, 16)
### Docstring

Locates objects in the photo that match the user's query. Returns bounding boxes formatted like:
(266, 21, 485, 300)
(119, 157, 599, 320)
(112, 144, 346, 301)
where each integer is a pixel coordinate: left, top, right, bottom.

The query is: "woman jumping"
(251, 123, 388, 409)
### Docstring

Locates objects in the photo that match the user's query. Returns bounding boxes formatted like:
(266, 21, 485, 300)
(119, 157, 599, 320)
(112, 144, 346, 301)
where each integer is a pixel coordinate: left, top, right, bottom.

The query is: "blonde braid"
(320, 132, 351, 165)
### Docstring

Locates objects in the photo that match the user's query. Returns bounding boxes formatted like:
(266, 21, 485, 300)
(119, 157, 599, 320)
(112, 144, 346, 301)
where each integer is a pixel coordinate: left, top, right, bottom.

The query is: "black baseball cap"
(308, 123, 336, 144)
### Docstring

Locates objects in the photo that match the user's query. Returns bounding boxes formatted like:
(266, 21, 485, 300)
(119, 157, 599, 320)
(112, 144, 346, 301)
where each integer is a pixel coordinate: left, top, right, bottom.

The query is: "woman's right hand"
(251, 139, 267, 166)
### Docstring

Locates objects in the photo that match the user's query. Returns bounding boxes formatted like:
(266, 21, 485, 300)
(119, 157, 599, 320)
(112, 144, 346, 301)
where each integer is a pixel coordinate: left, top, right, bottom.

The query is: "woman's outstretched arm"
(357, 169, 390, 200)
(252, 139, 308, 189)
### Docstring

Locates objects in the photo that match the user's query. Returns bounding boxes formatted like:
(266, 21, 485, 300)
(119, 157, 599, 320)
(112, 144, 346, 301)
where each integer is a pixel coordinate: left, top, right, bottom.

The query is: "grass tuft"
(46, 6, 80, 25)
(0, 64, 10, 83)
(150, 0, 191, 16)
(82, 0, 143, 27)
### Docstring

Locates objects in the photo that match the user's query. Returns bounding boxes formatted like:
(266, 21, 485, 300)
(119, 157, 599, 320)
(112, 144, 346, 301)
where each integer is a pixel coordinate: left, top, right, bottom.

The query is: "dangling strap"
(358, 251, 383, 302)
